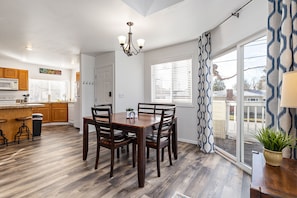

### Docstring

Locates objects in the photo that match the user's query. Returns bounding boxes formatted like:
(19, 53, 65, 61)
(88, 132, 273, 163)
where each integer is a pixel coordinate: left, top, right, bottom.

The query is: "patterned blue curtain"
(197, 32, 214, 153)
(267, 0, 297, 159)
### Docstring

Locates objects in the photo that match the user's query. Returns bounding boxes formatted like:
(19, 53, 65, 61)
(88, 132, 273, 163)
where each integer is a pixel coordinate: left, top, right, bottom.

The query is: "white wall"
(79, 54, 95, 130)
(114, 51, 144, 112)
(211, 0, 267, 56)
(95, 51, 144, 112)
(0, 57, 73, 101)
(144, 41, 198, 144)
(143, 0, 267, 144)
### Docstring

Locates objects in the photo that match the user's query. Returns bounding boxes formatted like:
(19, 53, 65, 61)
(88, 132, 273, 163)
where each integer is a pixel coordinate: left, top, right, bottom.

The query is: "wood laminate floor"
(0, 125, 251, 198)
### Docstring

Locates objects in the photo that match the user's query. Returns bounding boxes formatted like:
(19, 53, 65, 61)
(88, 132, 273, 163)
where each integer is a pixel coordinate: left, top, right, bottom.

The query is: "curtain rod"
(206, 0, 253, 33)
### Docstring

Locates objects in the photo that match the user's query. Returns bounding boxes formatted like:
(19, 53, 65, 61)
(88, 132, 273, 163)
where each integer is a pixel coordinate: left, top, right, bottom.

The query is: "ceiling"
(0, 0, 248, 69)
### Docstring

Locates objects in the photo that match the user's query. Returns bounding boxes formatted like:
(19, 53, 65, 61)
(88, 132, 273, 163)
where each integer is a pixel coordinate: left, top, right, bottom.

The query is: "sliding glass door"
(212, 35, 267, 169)
(212, 50, 238, 160)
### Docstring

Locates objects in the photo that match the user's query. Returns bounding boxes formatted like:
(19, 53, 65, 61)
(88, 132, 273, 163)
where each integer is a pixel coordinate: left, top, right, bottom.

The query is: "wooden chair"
(94, 103, 112, 113)
(137, 103, 156, 115)
(137, 103, 176, 115)
(0, 119, 8, 146)
(134, 106, 176, 177)
(138, 103, 176, 159)
(91, 107, 135, 177)
(94, 103, 128, 156)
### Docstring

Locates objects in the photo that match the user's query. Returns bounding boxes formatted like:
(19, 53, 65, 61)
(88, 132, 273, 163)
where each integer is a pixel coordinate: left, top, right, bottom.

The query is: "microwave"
(0, 78, 19, 90)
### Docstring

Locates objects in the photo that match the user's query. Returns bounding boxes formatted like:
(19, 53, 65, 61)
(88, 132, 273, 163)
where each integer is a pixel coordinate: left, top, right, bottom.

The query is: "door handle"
(109, 91, 112, 97)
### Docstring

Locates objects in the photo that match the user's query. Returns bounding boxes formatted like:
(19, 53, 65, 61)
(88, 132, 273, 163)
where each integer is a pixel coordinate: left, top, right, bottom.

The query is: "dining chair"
(91, 107, 135, 177)
(137, 103, 155, 115)
(94, 103, 129, 156)
(94, 103, 112, 113)
(134, 106, 176, 177)
(137, 103, 176, 115)
(138, 103, 176, 159)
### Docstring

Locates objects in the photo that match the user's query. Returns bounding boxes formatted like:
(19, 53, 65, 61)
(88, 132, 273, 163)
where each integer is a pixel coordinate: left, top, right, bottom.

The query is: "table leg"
(172, 119, 178, 159)
(83, 118, 89, 161)
(137, 127, 146, 187)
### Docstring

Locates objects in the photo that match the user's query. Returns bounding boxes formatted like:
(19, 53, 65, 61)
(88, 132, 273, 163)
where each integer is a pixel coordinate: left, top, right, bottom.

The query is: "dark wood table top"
(84, 112, 161, 128)
(250, 152, 297, 198)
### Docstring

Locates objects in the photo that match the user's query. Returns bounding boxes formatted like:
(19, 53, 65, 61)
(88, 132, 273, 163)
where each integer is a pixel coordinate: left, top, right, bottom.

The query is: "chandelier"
(118, 22, 145, 56)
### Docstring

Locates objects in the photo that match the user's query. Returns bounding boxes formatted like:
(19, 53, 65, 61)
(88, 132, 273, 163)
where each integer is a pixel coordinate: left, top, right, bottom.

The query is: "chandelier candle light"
(118, 22, 145, 56)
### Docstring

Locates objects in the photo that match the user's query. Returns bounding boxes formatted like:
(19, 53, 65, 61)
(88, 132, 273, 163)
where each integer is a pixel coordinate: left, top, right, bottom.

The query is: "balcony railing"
(213, 100, 266, 142)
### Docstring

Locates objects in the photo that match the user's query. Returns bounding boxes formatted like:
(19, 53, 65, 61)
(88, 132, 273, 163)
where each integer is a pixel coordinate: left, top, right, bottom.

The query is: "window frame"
(150, 55, 194, 107)
(212, 31, 267, 174)
(29, 78, 70, 102)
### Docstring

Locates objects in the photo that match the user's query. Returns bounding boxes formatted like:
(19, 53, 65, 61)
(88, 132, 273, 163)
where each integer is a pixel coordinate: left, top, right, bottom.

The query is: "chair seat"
(16, 116, 32, 122)
(100, 136, 133, 145)
(101, 129, 126, 141)
(146, 134, 168, 142)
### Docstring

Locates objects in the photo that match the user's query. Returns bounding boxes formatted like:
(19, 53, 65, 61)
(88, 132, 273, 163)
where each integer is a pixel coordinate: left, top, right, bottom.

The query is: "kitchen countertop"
(28, 101, 74, 104)
(0, 103, 45, 110)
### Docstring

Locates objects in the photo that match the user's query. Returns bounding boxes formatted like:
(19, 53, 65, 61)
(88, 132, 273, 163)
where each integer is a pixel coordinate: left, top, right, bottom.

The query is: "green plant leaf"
(254, 127, 296, 152)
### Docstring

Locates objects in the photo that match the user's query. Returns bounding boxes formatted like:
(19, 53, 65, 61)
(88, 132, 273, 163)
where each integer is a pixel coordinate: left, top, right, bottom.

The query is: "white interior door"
(94, 65, 113, 105)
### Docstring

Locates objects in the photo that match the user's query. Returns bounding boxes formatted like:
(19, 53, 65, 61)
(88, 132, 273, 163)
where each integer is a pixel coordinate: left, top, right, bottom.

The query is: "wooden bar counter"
(0, 104, 44, 143)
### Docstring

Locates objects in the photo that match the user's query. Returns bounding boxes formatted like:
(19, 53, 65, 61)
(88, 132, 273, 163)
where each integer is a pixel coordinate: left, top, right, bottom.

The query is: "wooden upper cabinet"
(76, 72, 80, 82)
(18, 69, 29, 90)
(4, 68, 18, 78)
(0, 68, 4, 78)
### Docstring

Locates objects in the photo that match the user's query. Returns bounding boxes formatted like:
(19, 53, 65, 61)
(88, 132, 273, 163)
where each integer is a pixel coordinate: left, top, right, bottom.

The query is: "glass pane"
(29, 79, 49, 102)
(49, 81, 68, 101)
(29, 79, 68, 102)
(242, 36, 267, 166)
(213, 50, 237, 158)
(152, 63, 172, 102)
(151, 59, 192, 104)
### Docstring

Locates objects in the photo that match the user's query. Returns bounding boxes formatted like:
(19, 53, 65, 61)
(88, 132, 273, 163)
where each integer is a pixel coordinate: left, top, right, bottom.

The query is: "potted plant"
(255, 127, 295, 166)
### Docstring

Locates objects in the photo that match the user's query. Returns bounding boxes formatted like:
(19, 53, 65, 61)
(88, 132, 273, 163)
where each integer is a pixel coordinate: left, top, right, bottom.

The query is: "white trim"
(178, 138, 197, 145)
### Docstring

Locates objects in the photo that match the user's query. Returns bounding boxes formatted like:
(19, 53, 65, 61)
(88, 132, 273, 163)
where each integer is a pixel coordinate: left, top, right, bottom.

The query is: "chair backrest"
(157, 107, 176, 138)
(138, 103, 176, 115)
(138, 103, 155, 115)
(91, 107, 114, 140)
(94, 103, 113, 113)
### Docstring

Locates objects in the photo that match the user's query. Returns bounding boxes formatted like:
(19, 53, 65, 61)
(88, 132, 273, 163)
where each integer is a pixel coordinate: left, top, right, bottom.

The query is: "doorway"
(94, 64, 114, 106)
(212, 35, 267, 171)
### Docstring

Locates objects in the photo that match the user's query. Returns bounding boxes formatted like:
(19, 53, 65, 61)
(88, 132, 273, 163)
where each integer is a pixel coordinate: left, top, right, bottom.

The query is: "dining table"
(82, 112, 178, 187)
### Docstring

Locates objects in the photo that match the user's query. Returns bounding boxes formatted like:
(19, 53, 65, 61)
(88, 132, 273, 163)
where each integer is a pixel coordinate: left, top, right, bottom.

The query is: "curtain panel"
(267, 0, 297, 159)
(197, 32, 214, 153)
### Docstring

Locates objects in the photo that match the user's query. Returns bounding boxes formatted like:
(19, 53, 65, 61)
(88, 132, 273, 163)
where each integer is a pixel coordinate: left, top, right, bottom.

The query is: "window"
(151, 59, 192, 104)
(29, 79, 69, 102)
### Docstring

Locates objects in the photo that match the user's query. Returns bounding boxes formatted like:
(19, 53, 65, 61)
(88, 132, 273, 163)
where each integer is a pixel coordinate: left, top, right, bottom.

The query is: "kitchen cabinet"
(32, 103, 51, 123)
(0, 68, 3, 78)
(32, 103, 68, 123)
(76, 72, 80, 82)
(51, 103, 68, 122)
(68, 103, 74, 124)
(4, 68, 18, 78)
(18, 69, 29, 90)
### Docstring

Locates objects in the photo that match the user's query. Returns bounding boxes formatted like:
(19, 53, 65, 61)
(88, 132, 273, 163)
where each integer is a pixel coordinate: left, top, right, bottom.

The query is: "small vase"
(263, 148, 283, 166)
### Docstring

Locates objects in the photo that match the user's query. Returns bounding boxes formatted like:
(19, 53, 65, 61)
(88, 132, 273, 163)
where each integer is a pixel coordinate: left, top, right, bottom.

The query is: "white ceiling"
(0, 0, 248, 69)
